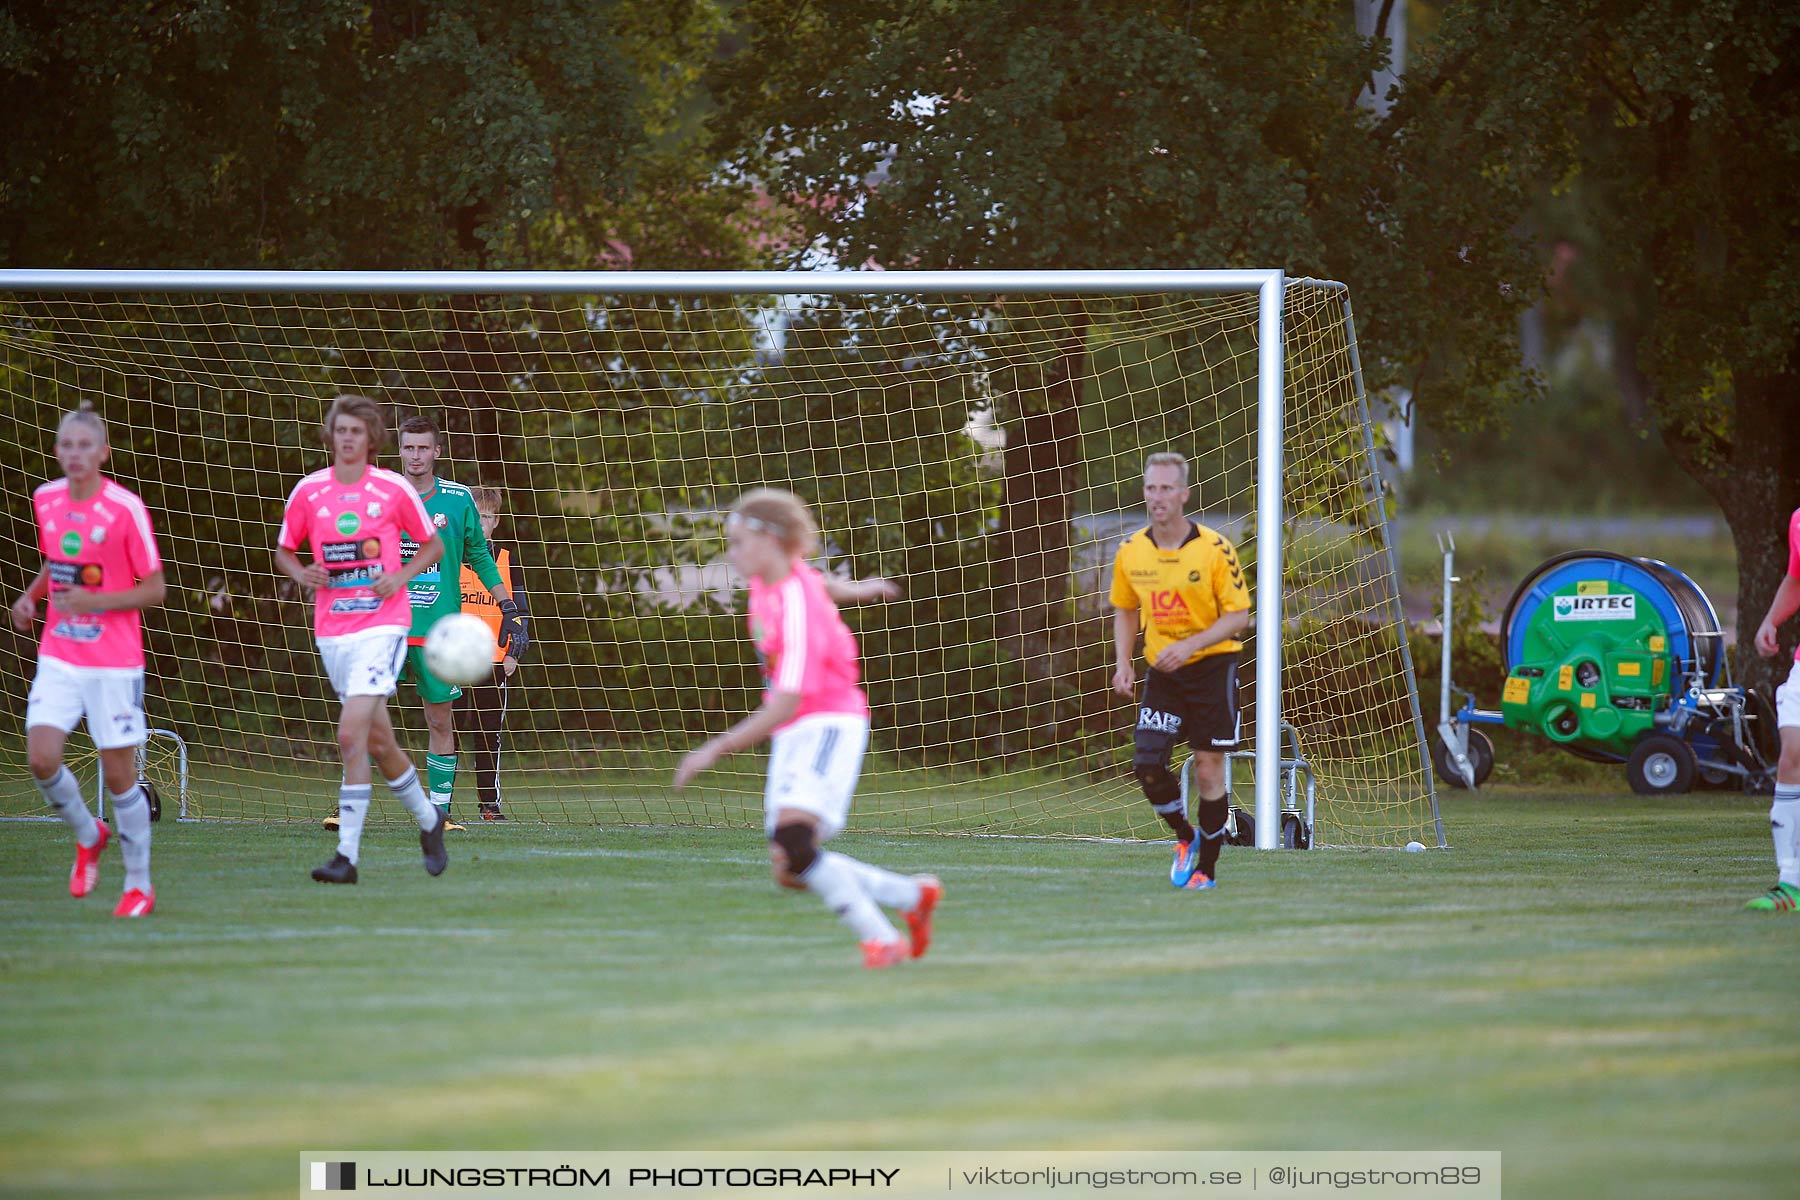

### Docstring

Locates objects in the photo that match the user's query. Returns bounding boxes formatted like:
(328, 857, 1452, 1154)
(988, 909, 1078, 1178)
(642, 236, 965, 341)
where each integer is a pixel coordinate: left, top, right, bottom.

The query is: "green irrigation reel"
(1433, 539, 1777, 795)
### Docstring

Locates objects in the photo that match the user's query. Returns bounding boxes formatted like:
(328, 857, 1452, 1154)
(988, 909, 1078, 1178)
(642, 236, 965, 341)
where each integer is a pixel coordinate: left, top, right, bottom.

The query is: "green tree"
(708, 0, 1531, 655)
(0, 0, 777, 761)
(0, 0, 760, 573)
(0, 0, 737, 269)
(1396, 1, 1800, 684)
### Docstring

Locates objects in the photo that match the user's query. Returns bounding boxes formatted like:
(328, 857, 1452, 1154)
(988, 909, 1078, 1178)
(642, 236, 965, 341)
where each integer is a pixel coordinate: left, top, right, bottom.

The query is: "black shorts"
(1136, 653, 1242, 756)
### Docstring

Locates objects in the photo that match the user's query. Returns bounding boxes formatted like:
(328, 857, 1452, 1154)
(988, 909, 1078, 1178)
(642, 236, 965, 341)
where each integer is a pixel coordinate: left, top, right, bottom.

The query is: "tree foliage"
(708, 0, 1495, 682)
(0, 1, 1412, 814)
(19, 0, 1790, 777)
(711, 1, 1534, 390)
(0, 0, 732, 269)
(711, 0, 1800, 680)
(1399, 0, 1800, 679)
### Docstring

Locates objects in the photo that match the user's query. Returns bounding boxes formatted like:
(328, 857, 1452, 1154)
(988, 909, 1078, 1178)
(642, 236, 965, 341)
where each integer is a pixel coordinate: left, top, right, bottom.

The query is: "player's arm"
(1202, 539, 1253, 650)
(501, 560, 531, 667)
(377, 485, 445, 598)
(276, 497, 327, 591)
(1193, 607, 1252, 650)
(505, 562, 532, 622)
(463, 504, 532, 649)
(1109, 546, 1142, 696)
(10, 565, 50, 631)
(53, 569, 167, 617)
(1755, 575, 1800, 657)
(375, 532, 442, 597)
(1150, 607, 1251, 674)
(1152, 541, 1254, 672)
(673, 689, 802, 791)
(1112, 606, 1140, 696)
(275, 545, 327, 591)
(54, 502, 168, 618)
(824, 574, 900, 605)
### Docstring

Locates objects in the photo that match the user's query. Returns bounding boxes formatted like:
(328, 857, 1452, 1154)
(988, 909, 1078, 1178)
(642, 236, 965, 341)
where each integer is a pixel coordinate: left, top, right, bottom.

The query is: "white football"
(424, 612, 496, 686)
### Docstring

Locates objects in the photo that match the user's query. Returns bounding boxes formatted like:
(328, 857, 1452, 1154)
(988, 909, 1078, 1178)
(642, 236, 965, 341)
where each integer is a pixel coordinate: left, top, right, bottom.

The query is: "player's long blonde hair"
(729, 488, 819, 558)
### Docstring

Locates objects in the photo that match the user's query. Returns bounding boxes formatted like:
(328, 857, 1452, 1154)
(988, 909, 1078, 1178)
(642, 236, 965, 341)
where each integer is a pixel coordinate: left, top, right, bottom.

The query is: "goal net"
(0, 272, 1437, 848)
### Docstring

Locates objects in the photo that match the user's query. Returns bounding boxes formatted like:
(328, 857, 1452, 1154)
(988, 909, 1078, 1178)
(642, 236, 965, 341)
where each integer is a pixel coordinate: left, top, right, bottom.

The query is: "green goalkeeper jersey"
(400, 477, 502, 643)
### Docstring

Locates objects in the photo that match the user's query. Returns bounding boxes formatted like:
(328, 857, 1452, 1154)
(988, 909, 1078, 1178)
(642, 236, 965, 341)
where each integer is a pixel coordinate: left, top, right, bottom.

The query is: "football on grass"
(424, 612, 496, 686)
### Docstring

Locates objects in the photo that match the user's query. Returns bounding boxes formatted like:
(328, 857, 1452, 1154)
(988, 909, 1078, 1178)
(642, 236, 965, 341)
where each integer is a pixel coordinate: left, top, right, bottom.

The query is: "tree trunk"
(997, 316, 1088, 682)
(440, 301, 517, 491)
(435, 204, 527, 492)
(1662, 349, 1800, 694)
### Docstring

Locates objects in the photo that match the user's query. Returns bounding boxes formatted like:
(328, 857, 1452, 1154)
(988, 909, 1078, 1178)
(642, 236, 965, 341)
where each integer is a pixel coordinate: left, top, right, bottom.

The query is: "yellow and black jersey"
(1109, 521, 1250, 667)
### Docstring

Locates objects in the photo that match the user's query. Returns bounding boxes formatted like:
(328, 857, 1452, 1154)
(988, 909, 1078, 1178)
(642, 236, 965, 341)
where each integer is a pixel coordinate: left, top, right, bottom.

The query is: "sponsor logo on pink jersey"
(33, 478, 161, 670)
(280, 467, 433, 640)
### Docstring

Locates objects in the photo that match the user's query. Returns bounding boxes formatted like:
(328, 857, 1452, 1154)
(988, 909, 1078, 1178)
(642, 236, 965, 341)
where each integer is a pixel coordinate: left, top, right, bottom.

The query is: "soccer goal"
(0, 269, 1439, 849)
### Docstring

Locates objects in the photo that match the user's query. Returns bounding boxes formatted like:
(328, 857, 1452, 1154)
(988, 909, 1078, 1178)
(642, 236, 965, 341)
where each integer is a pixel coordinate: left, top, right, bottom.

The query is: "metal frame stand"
(1179, 721, 1317, 849)
(94, 728, 191, 820)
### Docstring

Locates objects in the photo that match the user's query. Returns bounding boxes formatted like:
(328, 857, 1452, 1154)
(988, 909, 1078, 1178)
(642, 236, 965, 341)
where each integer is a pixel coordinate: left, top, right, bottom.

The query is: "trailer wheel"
(1626, 734, 1697, 795)
(1431, 728, 1494, 788)
(1697, 766, 1733, 789)
(140, 778, 162, 823)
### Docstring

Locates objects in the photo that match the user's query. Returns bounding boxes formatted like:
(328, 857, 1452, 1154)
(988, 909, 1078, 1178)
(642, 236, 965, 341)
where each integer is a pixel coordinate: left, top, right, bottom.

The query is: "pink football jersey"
(279, 466, 434, 640)
(746, 561, 870, 731)
(33, 477, 162, 669)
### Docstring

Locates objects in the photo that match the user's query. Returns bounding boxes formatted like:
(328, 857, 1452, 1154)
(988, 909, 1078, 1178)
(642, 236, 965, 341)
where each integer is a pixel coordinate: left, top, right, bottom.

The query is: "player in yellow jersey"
(1110, 452, 1251, 890)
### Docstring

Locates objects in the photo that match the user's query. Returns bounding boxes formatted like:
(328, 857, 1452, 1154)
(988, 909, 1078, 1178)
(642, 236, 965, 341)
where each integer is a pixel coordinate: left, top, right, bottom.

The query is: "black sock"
(1161, 810, 1196, 844)
(1196, 796, 1230, 877)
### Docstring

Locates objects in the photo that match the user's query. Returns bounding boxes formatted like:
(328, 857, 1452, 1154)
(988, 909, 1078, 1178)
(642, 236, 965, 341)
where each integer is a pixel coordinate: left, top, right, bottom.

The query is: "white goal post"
(0, 268, 1440, 849)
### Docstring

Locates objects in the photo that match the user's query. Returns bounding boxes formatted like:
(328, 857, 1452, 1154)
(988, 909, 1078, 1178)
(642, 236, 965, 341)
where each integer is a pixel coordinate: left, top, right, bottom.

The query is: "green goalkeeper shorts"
(403, 644, 464, 705)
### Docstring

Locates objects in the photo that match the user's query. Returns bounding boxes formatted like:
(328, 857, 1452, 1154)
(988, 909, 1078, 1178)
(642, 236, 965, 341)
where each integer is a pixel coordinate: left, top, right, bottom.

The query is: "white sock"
(35, 766, 100, 847)
(335, 784, 372, 864)
(1772, 784, 1800, 889)
(802, 852, 902, 943)
(109, 784, 153, 893)
(832, 852, 924, 911)
(384, 766, 439, 830)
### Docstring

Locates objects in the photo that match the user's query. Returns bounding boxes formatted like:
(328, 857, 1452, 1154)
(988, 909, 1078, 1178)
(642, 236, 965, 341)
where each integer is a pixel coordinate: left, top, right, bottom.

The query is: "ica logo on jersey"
(1150, 590, 1192, 619)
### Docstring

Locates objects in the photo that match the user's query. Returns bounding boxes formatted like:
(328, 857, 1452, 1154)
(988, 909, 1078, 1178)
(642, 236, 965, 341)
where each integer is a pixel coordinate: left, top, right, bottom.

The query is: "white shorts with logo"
(318, 628, 408, 701)
(1776, 659, 1800, 729)
(25, 656, 147, 750)
(763, 713, 869, 839)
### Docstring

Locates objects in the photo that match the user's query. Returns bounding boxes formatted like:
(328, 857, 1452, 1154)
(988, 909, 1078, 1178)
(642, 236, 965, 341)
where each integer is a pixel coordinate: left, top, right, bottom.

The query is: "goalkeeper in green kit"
(322, 414, 522, 832)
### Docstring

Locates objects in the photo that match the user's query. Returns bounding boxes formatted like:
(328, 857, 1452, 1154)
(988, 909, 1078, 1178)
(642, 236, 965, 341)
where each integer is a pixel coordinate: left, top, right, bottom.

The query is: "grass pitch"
(2, 790, 1795, 1200)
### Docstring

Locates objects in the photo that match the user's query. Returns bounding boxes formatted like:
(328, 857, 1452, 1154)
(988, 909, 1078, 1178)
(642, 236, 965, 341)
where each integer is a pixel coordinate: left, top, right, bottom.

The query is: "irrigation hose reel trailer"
(1433, 539, 1778, 796)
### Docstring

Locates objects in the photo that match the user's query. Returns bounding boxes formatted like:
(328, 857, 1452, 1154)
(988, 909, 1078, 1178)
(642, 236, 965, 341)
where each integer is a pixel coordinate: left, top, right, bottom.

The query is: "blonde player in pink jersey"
(1748, 506, 1800, 912)
(673, 488, 941, 969)
(275, 394, 450, 886)
(10, 409, 166, 917)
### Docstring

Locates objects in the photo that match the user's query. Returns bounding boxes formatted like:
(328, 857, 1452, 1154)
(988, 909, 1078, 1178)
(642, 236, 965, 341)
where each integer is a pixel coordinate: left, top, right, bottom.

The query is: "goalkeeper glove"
(498, 598, 529, 658)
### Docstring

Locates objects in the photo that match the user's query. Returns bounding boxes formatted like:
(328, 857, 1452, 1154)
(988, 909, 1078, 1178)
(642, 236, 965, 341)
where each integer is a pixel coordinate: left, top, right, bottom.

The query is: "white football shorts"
(318, 628, 408, 701)
(763, 713, 869, 839)
(1776, 659, 1800, 729)
(25, 656, 147, 749)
